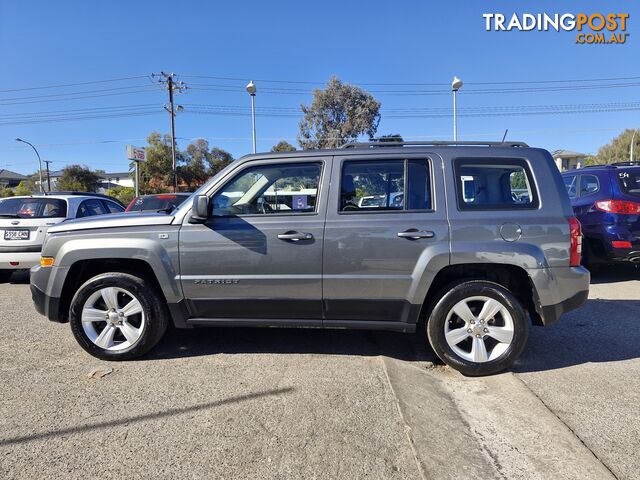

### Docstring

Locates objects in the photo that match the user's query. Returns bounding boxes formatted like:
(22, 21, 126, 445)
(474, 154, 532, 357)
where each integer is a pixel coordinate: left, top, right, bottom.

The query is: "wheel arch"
(58, 258, 168, 323)
(419, 263, 542, 326)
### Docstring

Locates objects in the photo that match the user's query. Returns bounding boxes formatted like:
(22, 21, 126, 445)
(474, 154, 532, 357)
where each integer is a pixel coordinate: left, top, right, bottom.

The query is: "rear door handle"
(277, 231, 314, 241)
(397, 229, 435, 240)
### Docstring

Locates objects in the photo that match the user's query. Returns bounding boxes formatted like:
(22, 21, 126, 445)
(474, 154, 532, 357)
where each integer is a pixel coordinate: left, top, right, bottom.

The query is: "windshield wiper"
(0, 214, 21, 218)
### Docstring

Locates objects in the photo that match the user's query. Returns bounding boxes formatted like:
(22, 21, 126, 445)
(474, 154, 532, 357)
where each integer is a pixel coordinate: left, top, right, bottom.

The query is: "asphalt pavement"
(0, 267, 638, 479)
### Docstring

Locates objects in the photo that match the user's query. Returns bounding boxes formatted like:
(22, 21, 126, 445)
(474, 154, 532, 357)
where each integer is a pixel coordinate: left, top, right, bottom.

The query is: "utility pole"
(43, 160, 53, 192)
(153, 72, 186, 193)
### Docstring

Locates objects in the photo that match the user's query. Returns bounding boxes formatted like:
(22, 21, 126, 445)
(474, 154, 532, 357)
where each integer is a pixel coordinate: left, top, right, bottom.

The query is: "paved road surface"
(0, 268, 638, 479)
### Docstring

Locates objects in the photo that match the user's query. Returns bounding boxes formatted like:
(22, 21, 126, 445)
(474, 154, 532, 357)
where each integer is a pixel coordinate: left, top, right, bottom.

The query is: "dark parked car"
(562, 162, 640, 268)
(125, 193, 191, 212)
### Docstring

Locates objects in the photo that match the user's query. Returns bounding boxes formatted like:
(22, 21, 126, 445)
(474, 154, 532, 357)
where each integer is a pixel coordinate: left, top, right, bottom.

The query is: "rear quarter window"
(617, 169, 640, 197)
(454, 158, 539, 210)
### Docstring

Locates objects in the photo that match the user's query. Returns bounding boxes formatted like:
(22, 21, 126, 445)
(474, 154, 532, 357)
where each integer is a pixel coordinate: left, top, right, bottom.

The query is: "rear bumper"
(528, 266, 590, 326)
(0, 251, 40, 269)
(31, 283, 63, 322)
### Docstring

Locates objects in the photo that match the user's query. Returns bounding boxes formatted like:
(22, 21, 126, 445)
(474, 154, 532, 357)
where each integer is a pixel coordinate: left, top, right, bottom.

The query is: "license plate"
(4, 229, 30, 241)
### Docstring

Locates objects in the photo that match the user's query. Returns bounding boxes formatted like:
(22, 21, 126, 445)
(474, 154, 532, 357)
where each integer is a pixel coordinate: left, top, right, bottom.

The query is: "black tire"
(69, 272, 169, 360)
(426, 280, 529, 377)
(0, 270, 13, 283)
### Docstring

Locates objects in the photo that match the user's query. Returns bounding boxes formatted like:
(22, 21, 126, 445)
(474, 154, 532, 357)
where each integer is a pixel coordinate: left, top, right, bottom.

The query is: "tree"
(208, 147, 234, 176)
(57, 165, 100, 192)
(181, 139, 210, 189)
(271, 140, 296, 152)
(0, 187, 15, 197)
(136, 132, 175, 193)
(14, 181, 32, 196)
(592, 129, 640, 165)
(298, 76, 381, 149)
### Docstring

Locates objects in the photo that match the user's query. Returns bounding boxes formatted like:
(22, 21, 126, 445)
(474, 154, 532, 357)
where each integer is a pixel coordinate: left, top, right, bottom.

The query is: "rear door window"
(579, 174, 600, 196)
(340, 159, 432, 212)
(617, 169, 640, 197)
(103, 200, 124, 213)
(77, 199, 108, 218)
(454, 158, 538, 210)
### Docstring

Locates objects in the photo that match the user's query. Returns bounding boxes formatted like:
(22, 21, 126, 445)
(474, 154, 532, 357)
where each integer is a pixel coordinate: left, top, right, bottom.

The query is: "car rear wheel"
(69, 272, 168, 360)
(427, 280, 529, 376)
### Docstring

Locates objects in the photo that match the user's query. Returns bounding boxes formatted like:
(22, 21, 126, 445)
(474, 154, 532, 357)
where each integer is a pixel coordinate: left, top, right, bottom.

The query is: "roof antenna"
(501, 129, 509, 142)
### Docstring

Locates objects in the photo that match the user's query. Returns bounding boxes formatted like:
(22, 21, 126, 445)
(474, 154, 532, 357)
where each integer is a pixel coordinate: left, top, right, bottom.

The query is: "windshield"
(617, 169, 640, 197)
(126, 194, 191, 212)
(0, 198, 67, 218)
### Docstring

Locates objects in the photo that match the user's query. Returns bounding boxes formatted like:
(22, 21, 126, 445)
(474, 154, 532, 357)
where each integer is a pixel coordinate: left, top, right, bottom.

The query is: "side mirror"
(189, 195, 209, 223)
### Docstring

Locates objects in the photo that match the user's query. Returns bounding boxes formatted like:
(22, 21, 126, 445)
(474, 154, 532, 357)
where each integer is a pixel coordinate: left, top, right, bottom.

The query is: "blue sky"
(0, 0, 638, 175)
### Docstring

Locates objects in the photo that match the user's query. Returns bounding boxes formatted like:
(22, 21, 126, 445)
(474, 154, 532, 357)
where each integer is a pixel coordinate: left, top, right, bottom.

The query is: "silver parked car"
(0, 193, 124, 280)
(30, 141, 589, 376)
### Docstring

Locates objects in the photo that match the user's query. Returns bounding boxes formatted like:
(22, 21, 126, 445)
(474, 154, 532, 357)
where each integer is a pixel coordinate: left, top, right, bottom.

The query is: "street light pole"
(246, 80, 257, 153)
(15, 138, 44, 193)
(451, 76, 463, 142)
(631, 128, 639, 163)
(43, 160, 52, 192)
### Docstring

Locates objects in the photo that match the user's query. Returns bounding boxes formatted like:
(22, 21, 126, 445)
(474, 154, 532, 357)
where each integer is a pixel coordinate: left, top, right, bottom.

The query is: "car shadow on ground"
(588, 263, 640, 284)
(149, 326, 439, 363)
(514, 298, 640, 373)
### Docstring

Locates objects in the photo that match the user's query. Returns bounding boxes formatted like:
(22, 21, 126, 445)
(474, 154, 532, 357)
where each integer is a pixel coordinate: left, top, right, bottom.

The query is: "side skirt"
(184, 317, 416, 333)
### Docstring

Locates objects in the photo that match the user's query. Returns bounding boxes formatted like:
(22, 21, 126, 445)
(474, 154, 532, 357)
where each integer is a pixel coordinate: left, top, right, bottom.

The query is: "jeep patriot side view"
(31, 141, 590, 376)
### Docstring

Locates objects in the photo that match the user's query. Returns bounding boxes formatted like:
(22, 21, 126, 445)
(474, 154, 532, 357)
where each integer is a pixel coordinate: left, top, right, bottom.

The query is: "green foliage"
(0, 187, 15, 197)
(57, 165, 100, 192)
(271, 140, 296, 152)
(137, 133, 234, 193)
(298, 76, 381, 149)
(105, 186, 135, 206)
(592, 129, 640, 165)
(14, 181, 32, 196)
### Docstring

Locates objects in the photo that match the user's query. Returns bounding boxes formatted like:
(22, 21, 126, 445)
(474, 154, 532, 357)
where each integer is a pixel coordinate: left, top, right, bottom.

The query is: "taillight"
(125, 197, 138, 212)
(595, 200, 640, 214)
(569, 217, 582, 267)
(612, 241, 632, 249)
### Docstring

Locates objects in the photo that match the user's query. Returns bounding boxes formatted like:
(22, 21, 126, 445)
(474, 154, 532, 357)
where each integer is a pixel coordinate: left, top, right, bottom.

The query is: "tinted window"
(454, 158, 538, 210)
(563, 175, 577, 199)
(579, 174, 599, 196)
(77, 199, 108, 218)
(103, 201, 124, 213)
(617, 169, 640, 197)
(0, 198, 67, 218)
(340, 159, 431, 212)
(212, 163, 321, 216)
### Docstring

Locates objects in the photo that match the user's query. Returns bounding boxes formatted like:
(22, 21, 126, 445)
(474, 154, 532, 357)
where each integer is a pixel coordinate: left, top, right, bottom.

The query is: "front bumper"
(31, 282, 63, 322)
(0, 251, 41, 270)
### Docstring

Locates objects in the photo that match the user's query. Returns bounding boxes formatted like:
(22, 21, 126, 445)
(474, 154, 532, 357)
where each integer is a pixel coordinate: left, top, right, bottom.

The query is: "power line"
(181, 73, 640, 87)
(0, 75, 150, 93)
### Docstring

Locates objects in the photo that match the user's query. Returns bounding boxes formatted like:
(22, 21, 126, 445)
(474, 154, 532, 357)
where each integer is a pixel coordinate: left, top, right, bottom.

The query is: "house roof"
(0, 169, 27, 181)
(552, 149, 588, 158)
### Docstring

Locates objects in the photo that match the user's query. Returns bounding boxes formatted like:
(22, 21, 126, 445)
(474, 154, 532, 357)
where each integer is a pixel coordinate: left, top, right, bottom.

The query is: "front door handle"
(397, 229, 435, 240)
(277, 231, 314, 241)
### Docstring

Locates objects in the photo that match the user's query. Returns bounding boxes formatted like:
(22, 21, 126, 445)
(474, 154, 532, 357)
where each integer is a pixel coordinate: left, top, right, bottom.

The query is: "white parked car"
(0, 193, 124, 281)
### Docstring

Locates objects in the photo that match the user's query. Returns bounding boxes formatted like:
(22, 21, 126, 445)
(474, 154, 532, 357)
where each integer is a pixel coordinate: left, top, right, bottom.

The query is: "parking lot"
(1, 268, 638, 480)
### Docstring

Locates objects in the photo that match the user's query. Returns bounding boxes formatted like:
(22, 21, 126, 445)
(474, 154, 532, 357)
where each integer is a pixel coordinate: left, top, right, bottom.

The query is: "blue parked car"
(561, 163, 640, 269)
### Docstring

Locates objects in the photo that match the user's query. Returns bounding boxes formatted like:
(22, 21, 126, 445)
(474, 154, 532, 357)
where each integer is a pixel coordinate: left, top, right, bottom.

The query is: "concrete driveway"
(0, 268, 638, 479)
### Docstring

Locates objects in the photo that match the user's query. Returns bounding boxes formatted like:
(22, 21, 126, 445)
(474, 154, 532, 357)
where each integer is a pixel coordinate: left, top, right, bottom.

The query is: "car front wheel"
(69, 272, 168, 360)
(427, 280, 529, 376)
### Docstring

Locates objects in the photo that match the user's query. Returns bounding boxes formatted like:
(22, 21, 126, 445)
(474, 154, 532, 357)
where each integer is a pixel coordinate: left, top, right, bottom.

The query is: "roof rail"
(610, 161, 640, 167)
(340, 140, 529, 149)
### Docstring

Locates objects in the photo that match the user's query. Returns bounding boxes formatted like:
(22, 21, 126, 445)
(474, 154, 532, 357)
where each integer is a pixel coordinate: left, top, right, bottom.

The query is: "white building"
(42, 170, 133, 193)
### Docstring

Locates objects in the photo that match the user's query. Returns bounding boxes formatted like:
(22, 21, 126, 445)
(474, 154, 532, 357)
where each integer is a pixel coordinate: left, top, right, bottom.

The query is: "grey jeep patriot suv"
(31, 141, 590, 376)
